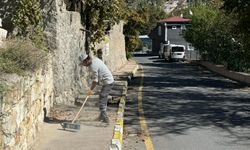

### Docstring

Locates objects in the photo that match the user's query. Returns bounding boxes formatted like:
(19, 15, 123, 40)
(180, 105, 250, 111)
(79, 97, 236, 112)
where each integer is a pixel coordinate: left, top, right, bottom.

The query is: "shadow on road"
(129, 58, 250, 145)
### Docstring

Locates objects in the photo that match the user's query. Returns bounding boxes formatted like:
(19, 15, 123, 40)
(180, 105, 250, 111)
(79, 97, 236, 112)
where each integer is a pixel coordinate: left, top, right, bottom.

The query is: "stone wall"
(105, 22, 127, 72)
(42, 0, 85, 104)
(0, 57, 54, 150)
(96, 22, 127, 72)
(1, 0, 127, 105)
(42, 0, 127, 104)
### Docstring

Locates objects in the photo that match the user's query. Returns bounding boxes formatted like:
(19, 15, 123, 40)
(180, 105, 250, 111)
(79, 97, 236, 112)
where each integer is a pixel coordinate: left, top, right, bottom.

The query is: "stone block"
(0, 28, 7, 39)
(110, 87, 127, 97)
(113, 81, 128, 89)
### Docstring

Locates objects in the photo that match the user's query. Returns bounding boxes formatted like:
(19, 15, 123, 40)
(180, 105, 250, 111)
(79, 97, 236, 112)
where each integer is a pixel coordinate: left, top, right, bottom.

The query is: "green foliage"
(138, 3, 167, 35)
(85, 0, 125, 51)
(124, 9, 145, 53)
(223, 0, 250, 63)
(0, 38, 47, 75)
(124, 0, 167, 52)
(126, 51, 133, 59)
(84, 0, 167, 54)
(13, 0, 42, 35)
(184, 3, 250, 72)
(185, 4, 232, 61)
(13, 0, 44, 49)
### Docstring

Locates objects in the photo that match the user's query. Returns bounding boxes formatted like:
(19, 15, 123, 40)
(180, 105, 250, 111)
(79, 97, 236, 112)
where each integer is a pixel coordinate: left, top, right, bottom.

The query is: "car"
(163, 44, 186, 62)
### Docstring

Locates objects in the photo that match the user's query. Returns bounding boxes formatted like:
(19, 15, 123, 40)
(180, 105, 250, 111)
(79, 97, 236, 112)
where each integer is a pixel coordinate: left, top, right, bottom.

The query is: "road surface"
(123, 55, 250, 150)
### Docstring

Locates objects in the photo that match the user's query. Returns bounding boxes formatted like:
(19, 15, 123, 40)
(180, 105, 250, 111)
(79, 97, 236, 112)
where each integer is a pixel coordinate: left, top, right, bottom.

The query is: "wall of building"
(150, 21, 200, 60)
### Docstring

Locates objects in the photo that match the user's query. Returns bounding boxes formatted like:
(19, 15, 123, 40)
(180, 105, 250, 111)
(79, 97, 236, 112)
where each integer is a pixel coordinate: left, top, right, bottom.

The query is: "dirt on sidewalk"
(30, 105, 118, 150)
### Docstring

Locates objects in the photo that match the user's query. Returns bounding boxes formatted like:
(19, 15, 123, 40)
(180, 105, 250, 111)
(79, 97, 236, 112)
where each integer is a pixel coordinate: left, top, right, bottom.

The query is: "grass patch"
(0, 38, 47, 75)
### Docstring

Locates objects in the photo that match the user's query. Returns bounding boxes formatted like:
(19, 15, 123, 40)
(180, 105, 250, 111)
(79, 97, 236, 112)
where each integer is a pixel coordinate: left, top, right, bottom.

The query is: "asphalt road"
(123, 55, 250, 150)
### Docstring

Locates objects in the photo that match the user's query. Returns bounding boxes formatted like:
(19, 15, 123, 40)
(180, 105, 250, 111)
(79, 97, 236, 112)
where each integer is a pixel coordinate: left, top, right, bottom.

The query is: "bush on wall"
(0, 38, 47, 75)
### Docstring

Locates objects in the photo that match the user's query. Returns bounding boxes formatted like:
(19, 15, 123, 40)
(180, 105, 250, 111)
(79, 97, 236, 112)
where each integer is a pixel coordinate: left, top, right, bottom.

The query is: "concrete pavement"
(31, 106, 117, 150)
(30, 60, 138, 150)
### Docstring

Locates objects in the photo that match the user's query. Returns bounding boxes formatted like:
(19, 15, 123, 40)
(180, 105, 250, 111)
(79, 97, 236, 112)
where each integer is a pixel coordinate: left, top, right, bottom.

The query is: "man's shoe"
(100, 112, 109, 124)
(102, 116, 110, 124)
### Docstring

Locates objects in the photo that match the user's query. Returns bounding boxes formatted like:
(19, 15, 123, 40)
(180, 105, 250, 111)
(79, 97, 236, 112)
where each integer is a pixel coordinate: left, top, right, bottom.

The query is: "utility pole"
(164, 23, 168, 43)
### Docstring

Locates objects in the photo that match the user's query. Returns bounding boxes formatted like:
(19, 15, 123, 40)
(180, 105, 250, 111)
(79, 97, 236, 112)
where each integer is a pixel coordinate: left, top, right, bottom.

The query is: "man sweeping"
(79, 51, 114, 124)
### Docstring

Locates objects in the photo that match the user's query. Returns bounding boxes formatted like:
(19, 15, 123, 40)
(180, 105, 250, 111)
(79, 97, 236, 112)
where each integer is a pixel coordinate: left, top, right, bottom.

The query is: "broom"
(61, 95, 90, 130)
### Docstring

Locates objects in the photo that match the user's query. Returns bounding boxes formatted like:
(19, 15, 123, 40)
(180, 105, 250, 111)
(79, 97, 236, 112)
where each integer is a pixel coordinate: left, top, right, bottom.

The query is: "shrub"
(126, 51, 133, 60)
(0, 38, 47, 75)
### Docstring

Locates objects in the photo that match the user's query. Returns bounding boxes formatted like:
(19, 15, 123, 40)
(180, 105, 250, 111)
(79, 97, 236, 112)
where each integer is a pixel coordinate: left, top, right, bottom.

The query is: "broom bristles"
(61, 122, 81, 130)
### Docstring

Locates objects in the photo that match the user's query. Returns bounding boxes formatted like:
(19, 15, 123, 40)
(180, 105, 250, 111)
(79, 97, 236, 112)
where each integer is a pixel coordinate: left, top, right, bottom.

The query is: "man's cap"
(79, 51, 88, 62)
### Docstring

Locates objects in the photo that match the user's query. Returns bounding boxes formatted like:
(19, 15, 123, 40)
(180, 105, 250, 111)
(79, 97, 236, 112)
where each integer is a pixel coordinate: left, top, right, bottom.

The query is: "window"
(187, 43, 194, 51)
(172, 26, 177, 29)
(172, 47, 184, 52)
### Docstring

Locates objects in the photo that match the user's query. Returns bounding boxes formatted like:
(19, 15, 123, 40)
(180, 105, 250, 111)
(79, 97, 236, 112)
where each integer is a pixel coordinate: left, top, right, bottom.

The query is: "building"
(148, 16, 191, 55)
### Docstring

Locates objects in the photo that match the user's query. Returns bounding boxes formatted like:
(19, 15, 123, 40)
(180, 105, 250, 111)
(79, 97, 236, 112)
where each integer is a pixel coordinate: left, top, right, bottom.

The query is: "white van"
(163, 44, 185, 61)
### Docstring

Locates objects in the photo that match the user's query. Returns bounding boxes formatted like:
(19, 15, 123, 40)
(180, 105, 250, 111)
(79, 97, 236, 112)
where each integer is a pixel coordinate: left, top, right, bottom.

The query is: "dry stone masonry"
(1, 58, 54, 150)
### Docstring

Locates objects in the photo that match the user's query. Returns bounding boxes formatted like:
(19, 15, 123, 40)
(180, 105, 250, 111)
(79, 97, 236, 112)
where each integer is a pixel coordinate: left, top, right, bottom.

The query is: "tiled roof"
(159, 16, 191, 23)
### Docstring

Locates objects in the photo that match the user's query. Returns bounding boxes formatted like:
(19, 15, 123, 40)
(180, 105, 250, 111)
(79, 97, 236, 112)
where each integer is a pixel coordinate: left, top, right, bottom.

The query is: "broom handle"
(71, 95, 90, 123)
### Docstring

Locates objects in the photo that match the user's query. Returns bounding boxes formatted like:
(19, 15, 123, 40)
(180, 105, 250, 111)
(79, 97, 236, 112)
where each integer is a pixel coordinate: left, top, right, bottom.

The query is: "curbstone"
(195, 61, 250, 85)
(110, 61, 138, 150)
(110, 97, 125, 150)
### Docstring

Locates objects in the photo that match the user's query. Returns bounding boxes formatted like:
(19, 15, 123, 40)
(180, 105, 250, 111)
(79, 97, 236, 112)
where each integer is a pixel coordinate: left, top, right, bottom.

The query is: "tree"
(123, 9, 145, 58)
(137, 2, 167, 35)
(84, 0, 125, 52)
(13, 0, 44, 48)
(223, 0, 250, 66)
(184, 4, 248, 71)
(123, 0, 167, 55)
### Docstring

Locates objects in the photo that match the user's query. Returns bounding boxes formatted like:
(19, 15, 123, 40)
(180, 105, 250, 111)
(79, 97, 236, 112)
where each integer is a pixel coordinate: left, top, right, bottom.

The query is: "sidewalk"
(31, 60, 138, 150)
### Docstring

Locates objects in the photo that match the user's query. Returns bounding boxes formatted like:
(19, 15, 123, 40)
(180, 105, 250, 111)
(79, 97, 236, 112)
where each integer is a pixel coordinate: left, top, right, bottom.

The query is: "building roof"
(159, 16, 191, 23)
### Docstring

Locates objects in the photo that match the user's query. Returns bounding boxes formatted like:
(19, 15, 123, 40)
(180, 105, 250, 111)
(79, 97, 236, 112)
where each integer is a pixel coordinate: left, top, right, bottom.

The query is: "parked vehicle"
(163, 44, 185, 61)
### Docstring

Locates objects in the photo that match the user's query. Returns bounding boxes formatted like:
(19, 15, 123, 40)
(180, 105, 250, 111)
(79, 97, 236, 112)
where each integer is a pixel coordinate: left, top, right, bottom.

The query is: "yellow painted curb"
(110, 97, 125, 150)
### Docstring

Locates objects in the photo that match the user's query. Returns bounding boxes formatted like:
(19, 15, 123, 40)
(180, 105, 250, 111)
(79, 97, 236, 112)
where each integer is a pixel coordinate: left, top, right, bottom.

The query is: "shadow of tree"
(126, 58, 250, 146)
